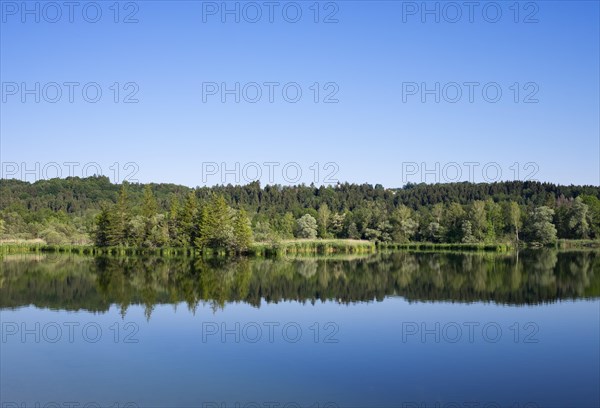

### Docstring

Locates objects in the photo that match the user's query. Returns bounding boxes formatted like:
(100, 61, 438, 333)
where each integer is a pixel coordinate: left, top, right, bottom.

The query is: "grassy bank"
(0, 242, 196, 257)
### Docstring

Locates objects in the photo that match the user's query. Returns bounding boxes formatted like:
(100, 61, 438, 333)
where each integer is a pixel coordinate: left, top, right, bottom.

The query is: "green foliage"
(390, 205, 418, 243)
(504, 201, 522, 243)
(526, 206, 558, 245)
(425, 221, 445, 243)
(196, 195, 234, 250)
(253, 220, 276, 242)
(296, 214, 318, 239)
(1, 177, 598, 248)
(460, 220, 477, 243)
(317, 203, 331, 238)
(468, 201, 487, 241)
(179, 192, 199, 246)
(94, 207, 111, 247)
(167, 194, 181, 245)
(276, 212, 296, 239)
(567, 197, 590, 239)
(580, 195, 600, 238)
(106, 184, 130, 246)
(347, 222, 360, 239)
(445, 202, 467, 242)
(142, 185, 158, 218)
(329, 212, 346, 238)
(232, 209, 253, 253)
(485, 199, 504, 242)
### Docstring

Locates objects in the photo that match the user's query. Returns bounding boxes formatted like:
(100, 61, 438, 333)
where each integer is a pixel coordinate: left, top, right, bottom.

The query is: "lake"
(1, 250, 599, 408)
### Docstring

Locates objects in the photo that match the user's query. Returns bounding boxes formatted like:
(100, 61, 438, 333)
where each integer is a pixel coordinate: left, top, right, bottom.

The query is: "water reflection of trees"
(1, 250, 598, 317)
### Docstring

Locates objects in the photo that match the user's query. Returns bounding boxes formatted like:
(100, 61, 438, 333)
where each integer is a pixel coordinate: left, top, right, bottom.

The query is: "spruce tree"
(196, 195, 233, 250)
(94, 207, 111, 247)
(233, 208, 253, 253)
(107, 184, 130, 246)
(180, 191, 198, 246)
(142, 185, 158, 219)
(168, 194, 181, 246)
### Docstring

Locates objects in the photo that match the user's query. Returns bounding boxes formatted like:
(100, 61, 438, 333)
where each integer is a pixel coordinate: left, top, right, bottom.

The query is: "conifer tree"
(167, 194, 181, 246)
(94, 206, 111, 246)
(179, 191, 198, 246)
(232, 208, 253, 253)
(142, 185, 158, 219)
(107, 184, 130, 246)
(195, 195, 233, 250)
(317, 203, 331, 238)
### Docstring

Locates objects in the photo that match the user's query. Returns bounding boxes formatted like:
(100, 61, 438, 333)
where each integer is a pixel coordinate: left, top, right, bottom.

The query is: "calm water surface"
(1, 250, 599, 408)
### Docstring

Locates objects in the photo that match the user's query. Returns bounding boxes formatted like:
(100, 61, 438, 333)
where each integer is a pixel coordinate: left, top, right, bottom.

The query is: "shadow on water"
(1, 249, 599, 317)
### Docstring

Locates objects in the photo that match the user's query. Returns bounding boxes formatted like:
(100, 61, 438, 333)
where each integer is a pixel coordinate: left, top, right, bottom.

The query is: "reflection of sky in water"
(2, 298, 599, 408)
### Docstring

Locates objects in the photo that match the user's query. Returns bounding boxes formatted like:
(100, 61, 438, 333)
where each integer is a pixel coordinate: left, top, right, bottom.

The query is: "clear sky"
(1, 0, 598, 187)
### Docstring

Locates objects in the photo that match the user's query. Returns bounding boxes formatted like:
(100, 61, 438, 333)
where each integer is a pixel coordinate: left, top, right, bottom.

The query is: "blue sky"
(1, 0, 598, 187)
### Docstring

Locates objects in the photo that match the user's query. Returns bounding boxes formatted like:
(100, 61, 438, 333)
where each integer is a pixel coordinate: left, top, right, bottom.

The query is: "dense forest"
(0, 176, 599, 250)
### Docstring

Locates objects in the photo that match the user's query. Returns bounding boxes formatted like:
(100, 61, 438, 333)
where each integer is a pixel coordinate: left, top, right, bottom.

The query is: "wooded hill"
(1, 176, 599, 248)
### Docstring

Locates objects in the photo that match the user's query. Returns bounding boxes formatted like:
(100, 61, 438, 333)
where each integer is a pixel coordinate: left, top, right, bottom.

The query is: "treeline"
(1, 176, 599, 247)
